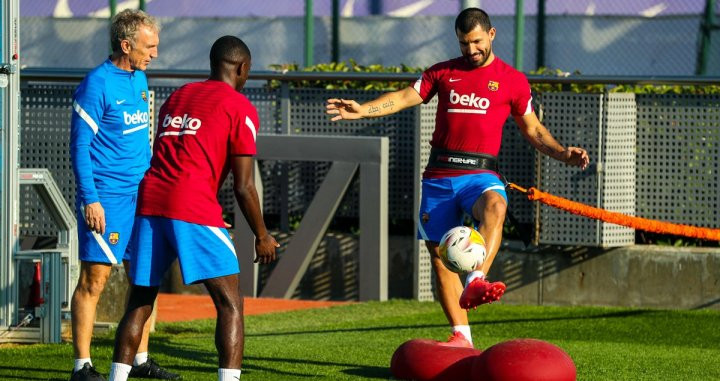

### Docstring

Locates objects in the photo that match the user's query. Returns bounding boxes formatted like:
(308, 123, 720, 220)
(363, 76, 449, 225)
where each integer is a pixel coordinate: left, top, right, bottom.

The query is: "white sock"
(134, 351, 149, 366)
(218, 368, 242, 380)
(74, 358, 92, 373)
(453, 325, 473, 346)
(465, 270, 486, 287)
(108, 362, 132, 381)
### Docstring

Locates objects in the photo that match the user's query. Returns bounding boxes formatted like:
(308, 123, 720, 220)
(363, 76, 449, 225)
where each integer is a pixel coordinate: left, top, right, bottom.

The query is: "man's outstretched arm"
(231, 155, 279, 264)
(514, 112, 590, 170)
(326, 86, 424, 121)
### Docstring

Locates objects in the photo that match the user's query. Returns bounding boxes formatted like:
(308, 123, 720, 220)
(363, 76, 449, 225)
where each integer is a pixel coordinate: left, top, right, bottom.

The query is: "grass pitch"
(1, 300, 719, 380)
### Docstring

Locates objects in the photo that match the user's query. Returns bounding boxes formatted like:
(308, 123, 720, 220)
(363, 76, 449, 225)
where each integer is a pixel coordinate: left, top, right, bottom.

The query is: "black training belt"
(427, 148, 532, 247)
(427, 148, 499, 172)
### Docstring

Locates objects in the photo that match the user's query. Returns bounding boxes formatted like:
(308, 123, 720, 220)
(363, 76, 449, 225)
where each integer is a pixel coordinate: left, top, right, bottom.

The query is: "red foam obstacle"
(391, 339, 482, 381)
(472, 339, 576, 381)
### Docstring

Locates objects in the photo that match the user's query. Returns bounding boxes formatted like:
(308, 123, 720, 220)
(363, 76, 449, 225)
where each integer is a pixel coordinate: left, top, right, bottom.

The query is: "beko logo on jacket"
(448, 89, 490, 114)
(123, 110, 149, 125)
(159, 113, 202, 137)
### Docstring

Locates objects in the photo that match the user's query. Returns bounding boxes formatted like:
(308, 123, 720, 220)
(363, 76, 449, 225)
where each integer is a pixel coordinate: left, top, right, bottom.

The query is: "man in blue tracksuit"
(69, 9, 178, 381)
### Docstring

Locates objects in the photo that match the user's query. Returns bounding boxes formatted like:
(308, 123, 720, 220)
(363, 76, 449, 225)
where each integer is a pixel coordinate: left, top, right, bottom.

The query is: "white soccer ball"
(438, 226, 486, 274)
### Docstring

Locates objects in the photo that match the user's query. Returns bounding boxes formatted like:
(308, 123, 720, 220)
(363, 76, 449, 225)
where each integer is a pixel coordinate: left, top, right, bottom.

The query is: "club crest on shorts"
(488, 81, 499, 92)
(141, 91, 148, 102)
(109, 232, 120, 245)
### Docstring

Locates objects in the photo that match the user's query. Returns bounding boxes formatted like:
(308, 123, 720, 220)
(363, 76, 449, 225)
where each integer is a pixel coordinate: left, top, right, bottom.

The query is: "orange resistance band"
(507, 183, 720, 241)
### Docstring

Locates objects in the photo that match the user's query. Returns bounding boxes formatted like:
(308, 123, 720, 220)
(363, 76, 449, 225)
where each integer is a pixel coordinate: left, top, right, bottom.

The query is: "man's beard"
(465, 48, 491, 67)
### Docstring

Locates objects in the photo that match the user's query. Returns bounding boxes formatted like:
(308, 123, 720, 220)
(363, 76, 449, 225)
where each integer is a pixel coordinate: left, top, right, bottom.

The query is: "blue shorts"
(128, 216, 240, 287)
(417, 173, 508, 242)
(76, 194, 136, 264)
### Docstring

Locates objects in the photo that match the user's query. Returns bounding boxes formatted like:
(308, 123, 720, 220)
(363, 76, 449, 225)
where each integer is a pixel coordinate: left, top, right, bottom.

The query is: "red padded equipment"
(390, 338, 482, 381)
(472, 338, 576, 381)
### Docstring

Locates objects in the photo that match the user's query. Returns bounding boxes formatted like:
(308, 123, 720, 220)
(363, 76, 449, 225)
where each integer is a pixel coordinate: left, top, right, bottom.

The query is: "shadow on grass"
(342, 365, 393, 379)
(0, 365, 67, 380)
(693, 297, 720, 309)
(244, 309, 653, 338)
(138, 337, 366, 378)
(0, 309, 659, 380)
(241, 355, 392, 379)
(142, 351, 392, 379)
(72, 335, 385, 379)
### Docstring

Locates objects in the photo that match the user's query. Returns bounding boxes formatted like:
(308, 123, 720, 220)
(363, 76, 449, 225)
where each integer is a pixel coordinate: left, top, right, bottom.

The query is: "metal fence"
(18, 70, 720, 301)
(19, 69, 720, 231)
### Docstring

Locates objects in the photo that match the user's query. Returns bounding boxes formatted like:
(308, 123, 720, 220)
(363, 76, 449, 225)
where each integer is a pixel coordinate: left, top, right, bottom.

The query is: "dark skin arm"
(231, 155, 279, 264)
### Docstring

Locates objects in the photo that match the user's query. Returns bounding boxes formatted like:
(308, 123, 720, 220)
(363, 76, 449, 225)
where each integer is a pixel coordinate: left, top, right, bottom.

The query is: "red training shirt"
(412, 56, 532, 178)
(137, 80, 258, 227)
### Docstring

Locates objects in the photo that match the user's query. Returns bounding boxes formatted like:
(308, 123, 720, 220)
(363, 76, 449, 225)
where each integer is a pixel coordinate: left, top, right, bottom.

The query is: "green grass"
(2, 300, 719, 380)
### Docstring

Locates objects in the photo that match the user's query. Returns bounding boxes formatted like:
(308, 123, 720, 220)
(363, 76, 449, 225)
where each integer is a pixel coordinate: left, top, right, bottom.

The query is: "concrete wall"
(94, 236, 720, 325)
(493, 241, 720, 310)
(95, 265, 130, 323)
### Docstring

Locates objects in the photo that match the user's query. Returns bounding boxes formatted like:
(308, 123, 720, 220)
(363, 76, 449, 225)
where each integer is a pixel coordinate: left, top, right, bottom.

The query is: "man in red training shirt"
(109, 36, 279, 381)
(326, 8, 589, 348)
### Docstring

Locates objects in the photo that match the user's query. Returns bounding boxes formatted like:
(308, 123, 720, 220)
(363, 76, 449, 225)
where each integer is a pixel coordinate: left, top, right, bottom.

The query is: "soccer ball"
(438, 226, 486, 273)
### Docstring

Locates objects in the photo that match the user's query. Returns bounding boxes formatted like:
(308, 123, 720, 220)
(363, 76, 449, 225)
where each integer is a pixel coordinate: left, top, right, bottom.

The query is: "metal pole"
(1, 0, 21, 330)
(304, 0, 314, 67)
(696, 0, 717, 75)
(139, 0, 145, 11)
(514, 0, 525, 70)
(370, 0, 382, 15)
(331, 0, 340, 62)
(536, 0, 546, 69)
(279, 81, 291, 232)
(108, 0, 116, 54)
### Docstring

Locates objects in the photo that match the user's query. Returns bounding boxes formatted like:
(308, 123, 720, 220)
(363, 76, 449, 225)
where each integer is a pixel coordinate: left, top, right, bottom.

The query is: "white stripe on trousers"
(207, 226, 237, 257)
(91, 231, 118, 264)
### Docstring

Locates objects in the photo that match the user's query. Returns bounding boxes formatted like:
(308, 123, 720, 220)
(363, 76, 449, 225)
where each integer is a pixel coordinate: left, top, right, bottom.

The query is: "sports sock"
(218, 368, 242, 380)
(133, 351, 149, 366)
(74, 358, 91, 372)
(108, 362, 132, 381)
(453, 325, 473, 346)
(465, 270, 486, 287)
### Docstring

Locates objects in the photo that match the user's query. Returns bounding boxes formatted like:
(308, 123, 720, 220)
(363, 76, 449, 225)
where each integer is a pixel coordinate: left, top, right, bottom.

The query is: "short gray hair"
(110, 9, 160, 52)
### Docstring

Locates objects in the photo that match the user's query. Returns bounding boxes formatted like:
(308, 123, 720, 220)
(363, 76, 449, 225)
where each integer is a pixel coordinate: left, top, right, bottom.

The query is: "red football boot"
(437, 331, 473, 348)
(459, 278, 506, 309)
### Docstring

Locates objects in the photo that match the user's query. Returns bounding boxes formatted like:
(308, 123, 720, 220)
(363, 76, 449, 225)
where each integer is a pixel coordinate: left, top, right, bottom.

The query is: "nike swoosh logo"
(116, 99, 126, 105)
(449, 78, 461, 82)
(581, 2, 666, 53)
(341, 0, 355, 16)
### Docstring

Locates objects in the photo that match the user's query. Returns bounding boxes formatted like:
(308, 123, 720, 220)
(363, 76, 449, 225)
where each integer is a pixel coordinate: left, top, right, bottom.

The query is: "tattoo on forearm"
(535, 131, 556, 158)
(382, 100, 395, 110)
(368, 105, 380, 115)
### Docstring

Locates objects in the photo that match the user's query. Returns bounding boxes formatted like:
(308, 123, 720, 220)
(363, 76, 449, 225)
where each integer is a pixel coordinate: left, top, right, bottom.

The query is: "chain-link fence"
(20, 0, 720, 75)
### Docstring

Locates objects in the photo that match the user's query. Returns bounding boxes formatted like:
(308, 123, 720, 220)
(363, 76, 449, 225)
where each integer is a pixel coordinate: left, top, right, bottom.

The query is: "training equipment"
(509, 183, 720, 241)
(438, 226, 486, 273)
(472, 338, 576, 381)
(459, 278, 506, 309)
(391, 338, 482, 381)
